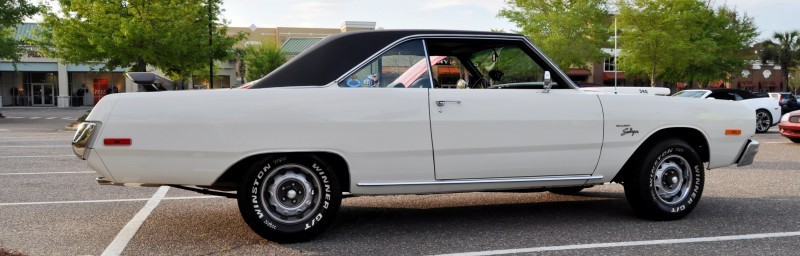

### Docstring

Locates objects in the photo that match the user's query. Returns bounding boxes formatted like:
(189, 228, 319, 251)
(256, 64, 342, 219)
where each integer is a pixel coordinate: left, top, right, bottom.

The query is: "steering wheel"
(471, 77, 490, 89)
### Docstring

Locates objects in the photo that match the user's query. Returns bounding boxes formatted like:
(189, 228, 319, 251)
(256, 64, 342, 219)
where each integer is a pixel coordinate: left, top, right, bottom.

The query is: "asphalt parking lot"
(0, 107, 798, 255)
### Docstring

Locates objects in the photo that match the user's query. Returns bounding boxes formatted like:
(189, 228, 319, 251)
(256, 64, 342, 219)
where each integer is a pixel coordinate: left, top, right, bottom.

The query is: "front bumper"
(778, 122, 800, 139)
(736, 139, 759, 167)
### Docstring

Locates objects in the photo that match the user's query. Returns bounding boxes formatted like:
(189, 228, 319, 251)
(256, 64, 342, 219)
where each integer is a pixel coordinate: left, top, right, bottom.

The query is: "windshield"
(672, 90, 707, 98)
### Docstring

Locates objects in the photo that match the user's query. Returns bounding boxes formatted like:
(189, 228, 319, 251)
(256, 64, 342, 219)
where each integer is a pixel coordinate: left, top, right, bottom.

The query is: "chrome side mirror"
(543, 71, 552, 93)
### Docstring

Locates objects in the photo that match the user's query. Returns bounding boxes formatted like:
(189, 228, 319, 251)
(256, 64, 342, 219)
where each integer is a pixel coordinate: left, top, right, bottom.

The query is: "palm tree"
(759, 31, 800, 90)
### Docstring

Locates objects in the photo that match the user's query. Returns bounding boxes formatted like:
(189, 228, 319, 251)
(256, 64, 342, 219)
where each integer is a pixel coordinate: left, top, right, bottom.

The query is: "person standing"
(346, 75, 361, 87)
(76, 85, 86, 106)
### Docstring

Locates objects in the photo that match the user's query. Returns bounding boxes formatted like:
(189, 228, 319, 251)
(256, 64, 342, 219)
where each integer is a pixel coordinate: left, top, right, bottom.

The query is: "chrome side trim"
(357, 175, 603, 186)
(96, 177, 162, 187)
(736, 139, 759, 167)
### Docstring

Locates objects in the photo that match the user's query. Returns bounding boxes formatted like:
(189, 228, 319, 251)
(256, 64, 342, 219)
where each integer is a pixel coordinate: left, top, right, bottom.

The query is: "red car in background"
(779, 110, 800, 143)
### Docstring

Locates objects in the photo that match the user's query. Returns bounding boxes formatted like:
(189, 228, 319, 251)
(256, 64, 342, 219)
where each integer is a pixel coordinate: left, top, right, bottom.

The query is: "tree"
(759, 31, 800, 90)
(499, 0, 612, 69)
(789, 69, 800, 94)
(667, 5, 757, 88)
(242, 41, 285, 82)
(0, 0, 39, 62)
(616, 0, 707, 87)
(35, 0, 243, 75)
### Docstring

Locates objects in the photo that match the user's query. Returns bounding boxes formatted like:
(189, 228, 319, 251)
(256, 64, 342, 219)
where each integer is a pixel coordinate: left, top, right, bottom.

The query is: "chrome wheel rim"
(756, 112, 770, 132)
(260, 164, 322, 225)
(652, 155, 693, 205)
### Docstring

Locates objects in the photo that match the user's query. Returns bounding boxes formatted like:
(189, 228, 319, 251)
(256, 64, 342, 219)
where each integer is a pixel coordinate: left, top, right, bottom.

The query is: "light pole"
(611, 8, 619, 93)
(209, 0, 213, 89)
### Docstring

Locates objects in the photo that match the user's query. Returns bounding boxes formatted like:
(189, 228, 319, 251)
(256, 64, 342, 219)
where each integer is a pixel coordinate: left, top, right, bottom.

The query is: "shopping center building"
(0, 21, 376, 107)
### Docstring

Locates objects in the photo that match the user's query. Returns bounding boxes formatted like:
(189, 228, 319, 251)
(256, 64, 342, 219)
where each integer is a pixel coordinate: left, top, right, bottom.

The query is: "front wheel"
(790, 138, 800, 143)
(624, 139, 704, 220)
(756, 110, 772, 133)
(237, 154, 341, 243)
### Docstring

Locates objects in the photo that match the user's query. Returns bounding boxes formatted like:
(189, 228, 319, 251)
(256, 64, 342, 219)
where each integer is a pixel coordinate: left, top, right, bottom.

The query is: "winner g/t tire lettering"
(624, 139, 704, 220)
(237, 154, 341, 243)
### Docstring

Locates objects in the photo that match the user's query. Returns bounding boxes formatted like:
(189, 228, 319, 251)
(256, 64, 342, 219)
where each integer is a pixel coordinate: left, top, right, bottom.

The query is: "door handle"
(436, 100, 462, 107)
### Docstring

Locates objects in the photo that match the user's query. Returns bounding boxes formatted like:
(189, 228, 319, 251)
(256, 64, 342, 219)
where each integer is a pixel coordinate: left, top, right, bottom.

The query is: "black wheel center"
(277, 180, 306, 207)
(662, 169, 680, 188)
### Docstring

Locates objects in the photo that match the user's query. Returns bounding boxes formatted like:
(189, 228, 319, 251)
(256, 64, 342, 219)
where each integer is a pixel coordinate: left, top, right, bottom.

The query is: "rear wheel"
(756, 110, 772, 133)
(237, 154, 341, 243)
(624, 139, 704, 220)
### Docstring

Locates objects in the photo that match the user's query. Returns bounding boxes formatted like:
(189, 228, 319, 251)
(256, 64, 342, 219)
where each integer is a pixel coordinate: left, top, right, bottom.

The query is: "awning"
(603, 71, 625, 80)
(435, 66, 460, 75)
(761, 81, 779, 87)
(566, 68, 591, 76)
(738, 81, 755, 87)
(708, 80, 724, 88)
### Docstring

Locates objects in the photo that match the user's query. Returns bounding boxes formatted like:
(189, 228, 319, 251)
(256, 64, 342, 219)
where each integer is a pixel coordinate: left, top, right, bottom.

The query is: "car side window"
(733, 93, 744, 101)
(425, 39, 556, 90)
(338, 40, 431, 88)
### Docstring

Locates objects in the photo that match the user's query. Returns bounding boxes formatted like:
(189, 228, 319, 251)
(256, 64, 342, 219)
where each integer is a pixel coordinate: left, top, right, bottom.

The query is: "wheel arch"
(612, 127, 709, 183)
(211, 151, 351, 193)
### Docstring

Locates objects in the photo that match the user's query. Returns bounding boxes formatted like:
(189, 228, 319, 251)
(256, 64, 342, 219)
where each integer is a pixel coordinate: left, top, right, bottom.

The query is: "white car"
(73, 30, 759, 242)
(673, 89, 781, 133)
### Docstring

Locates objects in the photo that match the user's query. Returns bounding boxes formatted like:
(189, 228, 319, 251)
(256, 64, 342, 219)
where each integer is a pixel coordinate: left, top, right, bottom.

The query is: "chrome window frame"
(331, 34, 578, 90)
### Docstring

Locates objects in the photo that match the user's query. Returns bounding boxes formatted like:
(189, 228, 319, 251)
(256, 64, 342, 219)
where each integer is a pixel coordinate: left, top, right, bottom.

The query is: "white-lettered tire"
(237, 154, 341, 243)
(624, 139, 704, 220)
(755, 110, 771, 133)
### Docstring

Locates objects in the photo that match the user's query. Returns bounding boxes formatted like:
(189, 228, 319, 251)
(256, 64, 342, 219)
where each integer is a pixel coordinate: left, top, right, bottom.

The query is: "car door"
(424, 39, 604, 180)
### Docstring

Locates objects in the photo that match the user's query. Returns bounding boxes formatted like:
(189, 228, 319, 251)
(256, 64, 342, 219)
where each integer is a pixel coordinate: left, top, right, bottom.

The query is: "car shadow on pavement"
(285, 195, 799, 255)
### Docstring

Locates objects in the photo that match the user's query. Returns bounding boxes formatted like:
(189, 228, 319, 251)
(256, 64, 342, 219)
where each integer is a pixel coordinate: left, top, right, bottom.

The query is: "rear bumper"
(736, 140, 759, 167)
(71, 122, 98, 160)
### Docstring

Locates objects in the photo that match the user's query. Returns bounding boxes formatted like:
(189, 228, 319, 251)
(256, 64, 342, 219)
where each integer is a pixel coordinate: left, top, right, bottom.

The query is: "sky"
(220, 0, 800, 41)
(34, 0, 800, 41)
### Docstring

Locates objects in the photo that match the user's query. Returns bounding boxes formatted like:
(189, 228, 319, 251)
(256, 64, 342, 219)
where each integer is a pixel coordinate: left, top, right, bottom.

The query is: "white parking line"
(0, 195, 221, 206)
(45, 117, 57, 120)
(102, 186, 170, 256)
(435, 231, 800, 256)
(0, 155, 75, 158)
(0, 171, 94, 176)
(0, 145, 71, 148)
(29, 117, 40, 119)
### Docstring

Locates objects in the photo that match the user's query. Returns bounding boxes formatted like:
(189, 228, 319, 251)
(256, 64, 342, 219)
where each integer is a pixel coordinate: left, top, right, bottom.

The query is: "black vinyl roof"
(250, 30, 517, 89)
(707, 88, 759, 99)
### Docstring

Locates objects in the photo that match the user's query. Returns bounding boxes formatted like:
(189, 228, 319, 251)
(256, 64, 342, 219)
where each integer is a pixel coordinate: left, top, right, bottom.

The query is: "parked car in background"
(779, 110, 800, 143)
(774, 92, 798, 113)
(751, 92, 768, 98)
(673, 88, 781, 133)
(73, 30, 759, 242)
(768, 92, 780, 100)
